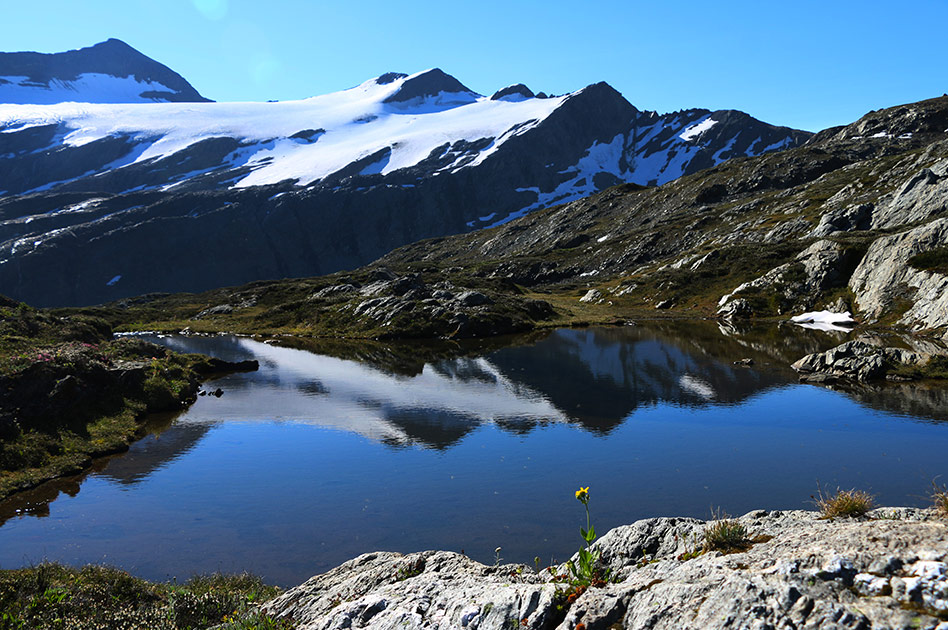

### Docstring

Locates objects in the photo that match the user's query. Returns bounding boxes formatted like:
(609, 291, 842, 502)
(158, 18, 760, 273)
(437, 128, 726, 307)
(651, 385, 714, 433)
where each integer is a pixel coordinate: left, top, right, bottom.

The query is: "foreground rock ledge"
(263, 509, 948, 630)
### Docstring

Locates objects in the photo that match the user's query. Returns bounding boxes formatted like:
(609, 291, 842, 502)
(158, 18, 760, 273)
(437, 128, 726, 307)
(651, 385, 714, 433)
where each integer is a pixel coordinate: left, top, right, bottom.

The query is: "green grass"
(814, 486, 875, 519)
(702, 513, 751, 554)
(889, 355, 948, 381)
(0, 563, 294, 630)
(612, 241, 806, 316)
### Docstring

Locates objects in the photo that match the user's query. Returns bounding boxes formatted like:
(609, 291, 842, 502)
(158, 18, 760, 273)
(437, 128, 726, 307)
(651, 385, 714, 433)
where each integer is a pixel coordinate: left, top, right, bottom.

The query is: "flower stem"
(585, 503, 591, 549)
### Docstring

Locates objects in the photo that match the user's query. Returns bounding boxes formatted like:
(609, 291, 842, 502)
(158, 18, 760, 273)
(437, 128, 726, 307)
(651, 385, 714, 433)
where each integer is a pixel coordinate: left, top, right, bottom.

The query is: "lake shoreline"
(0, 303, 259, 501)
(4, 323, 948, 607)
(3, 507, 945, 629)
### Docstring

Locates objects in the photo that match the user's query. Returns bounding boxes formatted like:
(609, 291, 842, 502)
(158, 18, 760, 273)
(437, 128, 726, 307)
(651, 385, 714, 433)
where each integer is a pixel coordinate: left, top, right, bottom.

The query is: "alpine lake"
(2, 321, 947, 587)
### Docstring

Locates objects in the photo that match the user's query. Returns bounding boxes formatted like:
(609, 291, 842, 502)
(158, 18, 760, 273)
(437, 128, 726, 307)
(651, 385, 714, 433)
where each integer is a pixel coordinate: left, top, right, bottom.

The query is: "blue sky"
(5, 0, 947, 131)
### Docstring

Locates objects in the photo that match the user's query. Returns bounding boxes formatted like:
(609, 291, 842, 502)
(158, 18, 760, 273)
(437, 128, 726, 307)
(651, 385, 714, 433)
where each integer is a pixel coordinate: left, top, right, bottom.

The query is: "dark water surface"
(2, 323, 947, 586)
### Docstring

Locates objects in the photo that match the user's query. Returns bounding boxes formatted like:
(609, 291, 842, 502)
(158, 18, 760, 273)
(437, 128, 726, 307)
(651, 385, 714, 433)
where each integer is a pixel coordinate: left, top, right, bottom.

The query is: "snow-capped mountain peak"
(0, 38, 209, 104)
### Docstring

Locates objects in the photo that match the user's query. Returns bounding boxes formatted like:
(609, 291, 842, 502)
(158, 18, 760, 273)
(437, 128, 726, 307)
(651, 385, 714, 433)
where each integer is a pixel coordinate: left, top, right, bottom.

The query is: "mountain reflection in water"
(1, 322, 946, 587)
(146, 325, 806, 447)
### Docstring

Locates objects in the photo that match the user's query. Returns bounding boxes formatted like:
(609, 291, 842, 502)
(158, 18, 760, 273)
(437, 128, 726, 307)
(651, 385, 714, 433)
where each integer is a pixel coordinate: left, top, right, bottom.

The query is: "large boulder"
(791, 338, 925, 383)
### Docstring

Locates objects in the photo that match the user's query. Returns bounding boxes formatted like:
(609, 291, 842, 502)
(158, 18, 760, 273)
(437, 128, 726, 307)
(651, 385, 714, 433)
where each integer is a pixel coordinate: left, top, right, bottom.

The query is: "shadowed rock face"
(381, 68, 475, 103)
(262, 508, 948, 630)
(491, 84, 535, 101)
(0, 38, 210, 103)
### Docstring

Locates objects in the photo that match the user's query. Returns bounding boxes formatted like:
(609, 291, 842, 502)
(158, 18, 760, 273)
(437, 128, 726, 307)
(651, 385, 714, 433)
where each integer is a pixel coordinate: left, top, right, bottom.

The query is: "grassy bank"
(0, 563, 293, 629)
(0, 297, 255, 501)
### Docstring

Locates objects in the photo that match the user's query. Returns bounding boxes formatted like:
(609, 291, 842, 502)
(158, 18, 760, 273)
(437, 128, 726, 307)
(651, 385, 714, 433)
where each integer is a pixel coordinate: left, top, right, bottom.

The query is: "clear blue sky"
(4, 0, 947, 132)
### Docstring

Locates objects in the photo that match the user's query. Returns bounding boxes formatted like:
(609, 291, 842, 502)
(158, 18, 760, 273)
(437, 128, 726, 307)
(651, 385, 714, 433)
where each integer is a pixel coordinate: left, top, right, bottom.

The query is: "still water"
(1, 323, 947, 586)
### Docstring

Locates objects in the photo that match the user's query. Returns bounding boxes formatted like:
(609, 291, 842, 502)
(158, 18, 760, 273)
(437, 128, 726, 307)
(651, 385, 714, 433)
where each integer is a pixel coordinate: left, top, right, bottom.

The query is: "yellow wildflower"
(575, 486, 589, 503)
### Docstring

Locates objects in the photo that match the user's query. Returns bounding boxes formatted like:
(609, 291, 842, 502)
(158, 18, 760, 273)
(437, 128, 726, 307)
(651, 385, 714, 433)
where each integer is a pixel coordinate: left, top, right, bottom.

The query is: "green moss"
(890, 355, 948, 381)
(622, 242, 804, 315)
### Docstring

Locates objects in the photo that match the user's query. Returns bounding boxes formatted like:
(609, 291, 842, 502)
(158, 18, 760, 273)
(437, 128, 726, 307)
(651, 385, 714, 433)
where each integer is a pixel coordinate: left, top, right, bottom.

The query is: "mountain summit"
(0, 38, 210, 104)
(382, 68, 478, 107)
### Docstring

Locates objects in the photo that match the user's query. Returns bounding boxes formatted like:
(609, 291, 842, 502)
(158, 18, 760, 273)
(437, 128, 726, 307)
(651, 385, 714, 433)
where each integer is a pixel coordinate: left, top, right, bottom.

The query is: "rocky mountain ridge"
(0, 41, 809, 306)
(373, 94, 948, 340)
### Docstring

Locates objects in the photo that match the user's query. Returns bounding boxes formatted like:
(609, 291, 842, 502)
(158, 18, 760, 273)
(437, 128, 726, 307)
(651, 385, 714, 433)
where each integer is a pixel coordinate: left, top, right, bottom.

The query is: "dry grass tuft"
(932, 480, 948, 517)
(814, 485, 875, 519)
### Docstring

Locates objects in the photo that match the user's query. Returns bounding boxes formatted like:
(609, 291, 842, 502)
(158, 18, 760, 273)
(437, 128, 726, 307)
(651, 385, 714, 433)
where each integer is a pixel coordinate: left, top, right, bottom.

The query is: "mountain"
(95, 95, 948, 346)
(374, 95, 948, 338)
(0, 48, 808, 306)
(0, 39, 210, 104)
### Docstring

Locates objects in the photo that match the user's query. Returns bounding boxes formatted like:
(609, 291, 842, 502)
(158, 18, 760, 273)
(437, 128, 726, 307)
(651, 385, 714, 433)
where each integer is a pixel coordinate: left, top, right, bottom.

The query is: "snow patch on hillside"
(486, 133, 628, 228)
(627, 139, 703, 186)
(679, 116, 717, 141)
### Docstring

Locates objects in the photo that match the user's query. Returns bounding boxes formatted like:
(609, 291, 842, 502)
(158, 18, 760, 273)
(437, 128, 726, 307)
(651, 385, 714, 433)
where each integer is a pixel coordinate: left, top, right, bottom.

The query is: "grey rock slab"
(873, 163, 948, 229)
(791, 337, 927, 382)
(579, 289, 602, 304)
(455, 291, 493, 307)
(849, 218, 948, 331)
(796, 239, 850, 290)
(812, 203, 873, 237)
(263, 509, 948, 630)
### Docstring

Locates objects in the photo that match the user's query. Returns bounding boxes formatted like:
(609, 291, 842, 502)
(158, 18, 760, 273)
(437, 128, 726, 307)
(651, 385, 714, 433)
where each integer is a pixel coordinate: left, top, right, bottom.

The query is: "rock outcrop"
(263, 508, 948, 630)
(717, 239, 858, 318)
(872, 160, 948, 229)
(849, 219, 948, 335)
(791, 339, 924, 383)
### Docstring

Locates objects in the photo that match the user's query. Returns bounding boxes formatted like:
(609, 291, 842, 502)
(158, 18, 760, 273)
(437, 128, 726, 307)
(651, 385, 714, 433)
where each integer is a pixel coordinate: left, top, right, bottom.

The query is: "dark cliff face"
(0, 39, 210, 103)
(0, 65, 811, 307)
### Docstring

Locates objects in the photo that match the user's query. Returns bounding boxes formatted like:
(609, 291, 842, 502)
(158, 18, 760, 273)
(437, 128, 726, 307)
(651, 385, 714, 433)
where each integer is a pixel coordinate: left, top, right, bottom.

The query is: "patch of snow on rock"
(679, 116, 717, 141)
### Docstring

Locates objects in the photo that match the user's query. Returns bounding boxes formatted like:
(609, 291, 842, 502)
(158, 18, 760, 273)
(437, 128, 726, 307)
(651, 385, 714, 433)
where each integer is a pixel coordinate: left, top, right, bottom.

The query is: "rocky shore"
(262, 509, 948, 630)
(791, 335, 948, 384)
